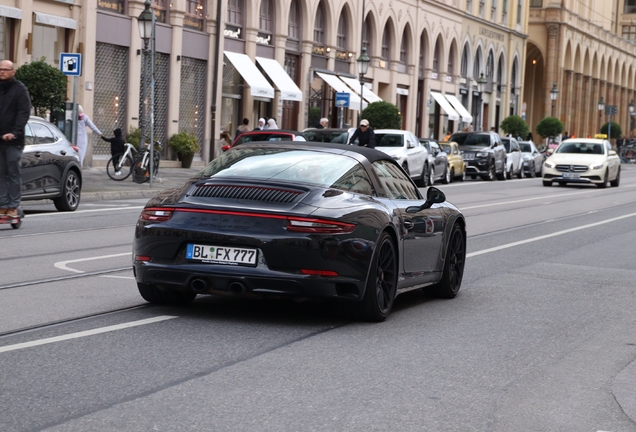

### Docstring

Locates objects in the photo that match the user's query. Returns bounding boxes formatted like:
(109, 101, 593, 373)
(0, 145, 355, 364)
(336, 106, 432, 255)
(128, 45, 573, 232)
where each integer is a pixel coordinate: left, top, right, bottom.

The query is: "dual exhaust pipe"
(190, 278, 248, 295)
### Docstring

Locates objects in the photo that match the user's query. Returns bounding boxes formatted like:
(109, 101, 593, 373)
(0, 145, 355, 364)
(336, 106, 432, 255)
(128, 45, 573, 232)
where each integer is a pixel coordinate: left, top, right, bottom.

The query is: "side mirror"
(546, 148, 554, 155)
(221, 145, 230, 152)
(406, 187, 446, 212)
(407, 142, 415, 149)
(609, 150, 617, 156)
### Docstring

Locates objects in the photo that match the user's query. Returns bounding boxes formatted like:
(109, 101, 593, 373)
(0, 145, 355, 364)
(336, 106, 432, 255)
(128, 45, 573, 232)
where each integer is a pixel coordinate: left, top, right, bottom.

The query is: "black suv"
(449, 131, 506, 181)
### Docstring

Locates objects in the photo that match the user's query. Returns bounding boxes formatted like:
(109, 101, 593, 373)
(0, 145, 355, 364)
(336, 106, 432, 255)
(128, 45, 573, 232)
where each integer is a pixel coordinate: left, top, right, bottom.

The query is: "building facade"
(0, 0, 529, 165)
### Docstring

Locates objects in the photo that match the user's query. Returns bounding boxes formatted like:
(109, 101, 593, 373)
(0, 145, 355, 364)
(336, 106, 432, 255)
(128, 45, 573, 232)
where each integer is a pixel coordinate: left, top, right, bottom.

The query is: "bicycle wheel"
(132, 156, 150, 183)
(106, 153, 134, 181)
(152, 153, 160, 178)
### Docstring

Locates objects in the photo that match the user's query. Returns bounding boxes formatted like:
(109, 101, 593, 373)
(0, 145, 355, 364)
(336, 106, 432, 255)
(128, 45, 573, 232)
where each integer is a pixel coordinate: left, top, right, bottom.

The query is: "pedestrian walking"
(267, 118, 279, 130)
(100, 128, 125, 174)
(317, 118, 328, 129)
(235, 118, 249, 138)
(0, 60, 31, 218)
(349, 119, 375, 148)
(76, 105, 102, 167)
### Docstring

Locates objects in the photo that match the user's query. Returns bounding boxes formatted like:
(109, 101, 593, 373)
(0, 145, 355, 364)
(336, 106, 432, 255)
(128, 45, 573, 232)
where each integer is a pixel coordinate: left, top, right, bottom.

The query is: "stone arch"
(447, 38, 459, 78)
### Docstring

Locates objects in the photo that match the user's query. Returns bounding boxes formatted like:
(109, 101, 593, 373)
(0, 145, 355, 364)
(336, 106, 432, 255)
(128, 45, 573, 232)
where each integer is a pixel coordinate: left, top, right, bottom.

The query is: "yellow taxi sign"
(594, 134, 608, 139)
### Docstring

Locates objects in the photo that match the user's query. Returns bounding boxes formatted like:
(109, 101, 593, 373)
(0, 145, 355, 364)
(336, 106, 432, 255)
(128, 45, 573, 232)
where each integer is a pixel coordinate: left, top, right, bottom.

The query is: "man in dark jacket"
(0, 60, 31, 218)
(349, 119, 375, 148)
(101, 128, 125, 174)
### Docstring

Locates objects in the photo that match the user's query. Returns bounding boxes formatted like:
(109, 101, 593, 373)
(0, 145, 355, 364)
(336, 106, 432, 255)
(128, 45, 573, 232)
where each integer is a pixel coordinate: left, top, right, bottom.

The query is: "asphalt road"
(1, 166, 636, 431)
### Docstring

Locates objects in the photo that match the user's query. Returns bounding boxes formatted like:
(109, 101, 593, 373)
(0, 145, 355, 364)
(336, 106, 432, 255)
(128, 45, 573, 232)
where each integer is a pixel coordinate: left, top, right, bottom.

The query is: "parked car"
(450, 131, 507, 181)
(374, 129, 429, 186)
(439, 141, 466, 182)
(223, 129, 305, 151)
(419, 139, 450, 184)
(21, 116, 82, 211)
(133, 142, 466, 321)
(542, 138, 620, 188)
(301, 128, 354, 144)
(519, 140, 544, 177)
(501, 137, 523, 179)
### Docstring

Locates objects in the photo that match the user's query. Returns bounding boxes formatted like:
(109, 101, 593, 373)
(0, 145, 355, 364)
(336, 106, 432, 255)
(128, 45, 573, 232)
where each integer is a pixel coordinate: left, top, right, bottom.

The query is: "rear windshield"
(519, 143, 532, 152)
(556, 142, 604, 155)
(452, 134, 490, 147)
(375, 133, 404, 147)
(439, 144, 451, 154)
(302, 130, 349, 144)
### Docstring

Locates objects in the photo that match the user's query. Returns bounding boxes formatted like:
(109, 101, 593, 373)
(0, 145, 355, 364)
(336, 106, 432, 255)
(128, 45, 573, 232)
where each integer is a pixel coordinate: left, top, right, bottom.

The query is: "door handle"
(403, 219, 415, 230)
(34, 152, 42, 157)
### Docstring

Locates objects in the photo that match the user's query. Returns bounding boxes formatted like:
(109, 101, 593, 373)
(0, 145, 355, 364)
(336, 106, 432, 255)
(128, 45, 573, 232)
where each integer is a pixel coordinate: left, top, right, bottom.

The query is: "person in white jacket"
(76, 105, 102, 167)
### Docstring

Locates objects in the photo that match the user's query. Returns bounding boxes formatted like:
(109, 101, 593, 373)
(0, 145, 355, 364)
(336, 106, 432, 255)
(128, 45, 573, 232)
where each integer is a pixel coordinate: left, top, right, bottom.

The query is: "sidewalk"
(80, 165, 204, 202)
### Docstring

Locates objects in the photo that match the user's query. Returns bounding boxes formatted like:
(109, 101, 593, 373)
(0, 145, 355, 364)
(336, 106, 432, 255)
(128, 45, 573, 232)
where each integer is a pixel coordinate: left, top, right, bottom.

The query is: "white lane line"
(0, 316, 177, 354)
(461, 184, 636, 210)
(54, 252, 132, 274)
(27, 206, 144, 218)
(467, 212, 636, 258)
(100, 275, 135, 280)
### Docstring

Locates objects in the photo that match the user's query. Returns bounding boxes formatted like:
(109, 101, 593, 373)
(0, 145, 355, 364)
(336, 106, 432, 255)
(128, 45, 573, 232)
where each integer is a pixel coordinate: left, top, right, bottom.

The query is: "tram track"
(0, 266, 132, 291)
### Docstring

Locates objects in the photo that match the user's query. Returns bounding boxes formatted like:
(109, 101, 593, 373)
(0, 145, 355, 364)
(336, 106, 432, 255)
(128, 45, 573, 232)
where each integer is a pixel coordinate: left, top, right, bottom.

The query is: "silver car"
(519, 140, 544, 177)
(374, 130, 429, 186)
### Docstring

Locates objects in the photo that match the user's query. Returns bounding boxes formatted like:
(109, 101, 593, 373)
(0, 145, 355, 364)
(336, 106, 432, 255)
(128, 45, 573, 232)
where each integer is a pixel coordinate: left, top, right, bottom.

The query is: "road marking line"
(26, 206, 144, 218)
(100, 275, 135, 280)
(467, 212, 636, 258)
(0, 316, 177, 354)
(54, 252, 132, 274)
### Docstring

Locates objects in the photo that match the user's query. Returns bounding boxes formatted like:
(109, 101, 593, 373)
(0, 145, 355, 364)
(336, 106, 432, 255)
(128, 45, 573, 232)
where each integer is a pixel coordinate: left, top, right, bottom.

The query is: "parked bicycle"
(132, 140, 162, 184)
(619, 141, 636, 164)
(106, 142, 137, 181)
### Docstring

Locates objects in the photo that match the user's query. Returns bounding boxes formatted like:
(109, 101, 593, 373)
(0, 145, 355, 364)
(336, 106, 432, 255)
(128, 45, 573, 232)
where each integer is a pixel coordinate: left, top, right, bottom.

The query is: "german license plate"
(186, 244, 257, 266)
(562, 172, 580, 179)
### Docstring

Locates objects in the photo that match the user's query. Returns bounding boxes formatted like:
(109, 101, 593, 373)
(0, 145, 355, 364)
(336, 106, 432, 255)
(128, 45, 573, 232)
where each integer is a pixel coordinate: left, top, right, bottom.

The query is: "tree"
(500, 115, 529, 139)
(15, 58, 67, 117)
(535, 117, 564, 139)
(360, 101, 402, 129)
(600, 122, 622, 139)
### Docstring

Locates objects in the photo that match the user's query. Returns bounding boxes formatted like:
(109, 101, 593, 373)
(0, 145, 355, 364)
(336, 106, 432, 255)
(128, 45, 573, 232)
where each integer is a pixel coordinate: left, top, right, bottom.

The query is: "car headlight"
(544, 162, 553, 168)
(476, 151, 489, 157)
(591, 163, 604, 170)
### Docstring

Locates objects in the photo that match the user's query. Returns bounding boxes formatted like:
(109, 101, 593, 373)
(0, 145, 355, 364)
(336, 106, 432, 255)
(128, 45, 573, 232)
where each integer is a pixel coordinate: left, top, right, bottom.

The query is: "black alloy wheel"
(137, 282, 197, 305)
(597, 170, 609, 188)
(357, 232, 398, 321)
(53, 169, 81, 211)
(428, 223, 466, 299)
(485, 162, 497, 181)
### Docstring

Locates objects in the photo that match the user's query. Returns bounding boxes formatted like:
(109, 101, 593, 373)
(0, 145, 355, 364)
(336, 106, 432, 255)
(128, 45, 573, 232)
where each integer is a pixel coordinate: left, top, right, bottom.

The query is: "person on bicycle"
(101, 128, 125, 175)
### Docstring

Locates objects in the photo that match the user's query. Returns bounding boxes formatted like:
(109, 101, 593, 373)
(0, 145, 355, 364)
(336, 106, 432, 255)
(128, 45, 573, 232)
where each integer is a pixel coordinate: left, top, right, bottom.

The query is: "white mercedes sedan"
(542, 138, 620, 188)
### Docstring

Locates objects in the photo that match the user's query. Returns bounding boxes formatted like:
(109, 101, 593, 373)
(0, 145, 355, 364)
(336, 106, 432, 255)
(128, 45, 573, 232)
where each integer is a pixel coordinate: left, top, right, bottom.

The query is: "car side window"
(372, 160, 420, 200)
(24, 123, 35, 146)
(30, 122, 56, 144)
(331, 163, 375, 196)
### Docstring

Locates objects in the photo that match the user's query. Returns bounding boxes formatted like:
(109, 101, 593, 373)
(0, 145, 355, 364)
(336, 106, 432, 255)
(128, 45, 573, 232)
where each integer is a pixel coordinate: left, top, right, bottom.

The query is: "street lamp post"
(138, 0, 155, 187)
(477, 73, 487, 131)
(629, 100, 635, 137)
(550, 83, 559, 118)
(598, 96, 605, 134)
(357, 47, 370, 115)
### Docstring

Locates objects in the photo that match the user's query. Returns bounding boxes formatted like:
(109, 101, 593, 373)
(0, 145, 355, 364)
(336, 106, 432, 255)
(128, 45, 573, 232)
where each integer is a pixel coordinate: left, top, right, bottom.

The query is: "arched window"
(314, 2, 326, 46)
(152, 0, 169, 23)
(400, 31, 408, 65)
(461, 45, 469, 78)
(433, 39, 442, 74)
(259, 0, 274, 36)
(473, 50, 482, 79)
(448, 44, 456, 77)
(336, 11, 347, 52)
(381, 23, 392, 66)
(486, 50, 494, 83)
(418, 33, 426, 78)
(227, 0, 244, 39)
(288, 0, 301, 42)
(497, 55, 504, 91)
(362, 16, 373, 57)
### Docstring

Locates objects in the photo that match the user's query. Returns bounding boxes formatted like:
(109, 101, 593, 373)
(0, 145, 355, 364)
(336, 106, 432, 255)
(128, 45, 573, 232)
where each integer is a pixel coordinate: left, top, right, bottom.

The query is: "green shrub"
(360, 101, 402, 129)
(535, 117, 564, 139)
(15, 58, 67, 117)
(168, 131, 200, 155)
(600, 122, 621, 139)
(500, 115, 529, 140)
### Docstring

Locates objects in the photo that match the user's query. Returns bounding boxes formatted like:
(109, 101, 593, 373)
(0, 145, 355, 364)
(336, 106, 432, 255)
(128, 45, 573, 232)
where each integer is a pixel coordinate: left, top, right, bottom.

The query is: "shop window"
(0, 17, 14, 61)
(185, 0, 205, 31)
(258, 0, 274, 46)
(32, 24, 65, 67)
(97, 0, 126, 14)
(152, 0, 168, 23)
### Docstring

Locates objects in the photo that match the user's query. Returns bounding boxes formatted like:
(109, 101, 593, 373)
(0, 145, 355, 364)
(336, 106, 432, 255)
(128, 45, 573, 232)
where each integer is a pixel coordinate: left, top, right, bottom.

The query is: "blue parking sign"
(60, 53, 82, 77)
(335, 92, 350, 108)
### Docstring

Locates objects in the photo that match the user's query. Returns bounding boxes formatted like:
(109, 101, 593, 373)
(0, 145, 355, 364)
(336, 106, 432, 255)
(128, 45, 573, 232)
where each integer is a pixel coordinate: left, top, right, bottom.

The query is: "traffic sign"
(605, 105, 617, 116)
(335, 92, 350, 108)
(60, 53, 82, 77)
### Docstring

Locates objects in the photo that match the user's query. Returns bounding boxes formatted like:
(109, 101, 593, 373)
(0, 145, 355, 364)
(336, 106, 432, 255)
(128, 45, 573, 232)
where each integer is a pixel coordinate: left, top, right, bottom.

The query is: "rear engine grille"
(555, 164, 588, 173)
(191, 184, 302, 203)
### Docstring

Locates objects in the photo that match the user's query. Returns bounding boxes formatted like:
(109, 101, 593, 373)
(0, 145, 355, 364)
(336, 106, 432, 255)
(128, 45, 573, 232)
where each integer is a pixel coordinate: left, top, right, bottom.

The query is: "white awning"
(0, 6, 22, 19)
(445, 94, 473, 123)
(339, 76, 383, 104)
(224, 51, 275, 99)
(256, 57, 303, 101)
(316, 72, 361, 110)
(34, 12, 77, 30)
(430, 91, 460, 121)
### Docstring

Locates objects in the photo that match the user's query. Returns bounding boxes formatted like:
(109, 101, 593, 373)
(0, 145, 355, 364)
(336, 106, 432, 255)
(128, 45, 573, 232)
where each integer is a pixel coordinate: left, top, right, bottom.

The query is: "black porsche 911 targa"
(133, 142, 466, 321)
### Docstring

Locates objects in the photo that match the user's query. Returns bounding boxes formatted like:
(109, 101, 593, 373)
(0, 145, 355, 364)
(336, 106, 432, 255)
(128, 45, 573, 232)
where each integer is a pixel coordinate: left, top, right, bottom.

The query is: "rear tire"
(106, 153, 134, 181)
(137, 283, 197, 305)
(53, 169, 81, 211)
(132, 157, 150, 183)
(542, 179, 552, 187)
(597, 170, 609, 188)
(442, 167, 452, 184)
(428, 223, 466, 299)
(610, 168, 620, 187)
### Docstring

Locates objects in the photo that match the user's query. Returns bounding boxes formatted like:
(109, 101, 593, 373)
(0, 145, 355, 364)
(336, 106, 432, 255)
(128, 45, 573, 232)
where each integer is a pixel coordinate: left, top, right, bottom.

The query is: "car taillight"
(135, 255, 151, 262)
(140, 207, 174, 222)
(301, 269, 339, 277)
(285, 217, 356, 234)
(71, 145, 79, 152)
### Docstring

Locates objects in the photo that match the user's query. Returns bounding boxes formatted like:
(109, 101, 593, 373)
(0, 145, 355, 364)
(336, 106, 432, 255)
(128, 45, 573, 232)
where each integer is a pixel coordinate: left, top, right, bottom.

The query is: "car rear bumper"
(465, 159, 491, 174)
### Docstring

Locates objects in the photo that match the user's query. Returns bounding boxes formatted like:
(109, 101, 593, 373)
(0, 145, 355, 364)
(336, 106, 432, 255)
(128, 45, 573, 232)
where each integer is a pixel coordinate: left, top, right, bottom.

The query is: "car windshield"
(459, 134, 490, 147)
(439, 144, 451, 154)
(519, 143, 532, 152)
(198, 148, 363, 188)
(502, 139, 511, 152)
(302, 130, 349, 144)
(235, 133, 294, 145)
(556, 142, 604, 155)
(375, 134, 404, 147)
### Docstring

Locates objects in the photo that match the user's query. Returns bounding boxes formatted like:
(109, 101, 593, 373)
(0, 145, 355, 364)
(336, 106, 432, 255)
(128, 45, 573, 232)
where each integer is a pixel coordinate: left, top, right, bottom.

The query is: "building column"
(572, 73, 582, 137)
(545, 23, 559, 118)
